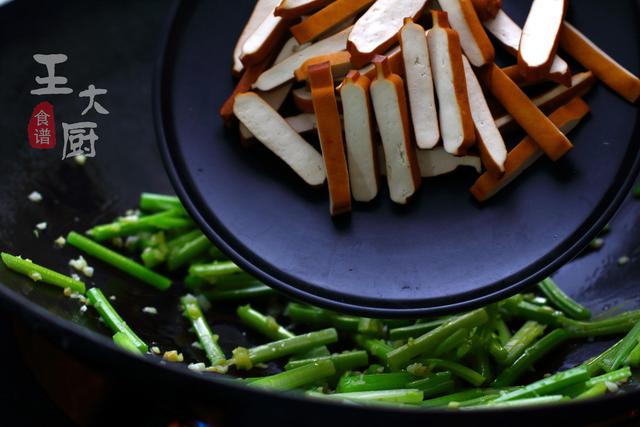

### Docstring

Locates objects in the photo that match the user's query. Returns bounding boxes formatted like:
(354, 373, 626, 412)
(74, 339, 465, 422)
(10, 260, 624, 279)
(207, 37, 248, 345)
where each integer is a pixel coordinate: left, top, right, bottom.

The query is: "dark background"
(0, 0, 174, 424)
(0, 0, 638, 426)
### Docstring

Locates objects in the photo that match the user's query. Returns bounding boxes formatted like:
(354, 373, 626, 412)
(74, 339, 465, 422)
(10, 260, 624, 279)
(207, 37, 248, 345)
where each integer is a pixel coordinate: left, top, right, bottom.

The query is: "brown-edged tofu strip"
(471, 0, 501, 21)
(253, 26, 352, 91)
(240, 38, 303, 139)
(439, 0, 495, 67)
(477, 63, 572, 161)
(484, 10, 571, 86)
(290, 0, 375, 44)
(559, 22, 640, 104)
(400, 19, 440, 149)
(233, 92, 326, 186)
(294, 51, 352, 82)
(339, 71, 379, 202)
(240, 8, 289, 67)
(370, 55, 421, 204)
(427, 10, 476, 155)
(500, 65, 547, 88)
(470, 97, 590, 202)
(220, 59, 272, 122)
(257, 38, 303, 108)
(347, 0, 428, 68)
(293, 87, 315, 113)
(285, 113, 318, 134)
(495, 71, 596, 131)
(379, 146, 481, 177)
(233, 0, 280, 76)
(359, 45, 404, 80)
(517, 0, 568, 81)
(308, 62, 352, 215)
(461, 56, 506, 175)
(275, 0, 334, 19)
(501, 65, 531, 87)
(418, 147, 482, 176)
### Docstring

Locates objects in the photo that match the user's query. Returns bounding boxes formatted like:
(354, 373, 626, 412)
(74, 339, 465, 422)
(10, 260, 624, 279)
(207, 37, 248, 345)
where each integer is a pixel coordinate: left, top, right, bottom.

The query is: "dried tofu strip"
(438, 0, 495, 67)
(253, 26, 352, 91)
(461, 56, 506, 175)
(285, 113, 318, 134)
(501, 63, 576, 88)
(471, 97, 590, 202)
(308, 62, 352, 215)
(379, 147, 481, 177)
(559, 22, 640, 103)
(275, 0, 334, 19)
(400, 19, 440, 149)
(241, 8, 289, 67)
(471, 0, 501, 21)
(339, 71, 380, 202)
(477, 63, 573, 161)
(233, 0, 280, 76)
(500, 65, 535, 87)
(233, 93, 326, 186)
(427, 11, 476, 155)
(240, 38, 303, 139)
(359, 45, 404, 81)
(484, 10, 571, 86)
(418, 147, 481, 176)
(370, 56, 421, 204)
(495, 71, 596, 131)
(291, 0, 375, 44)
(518, 0, 568, 81)
(220, 60, 272, 122)
(293, 87, 315, 113)
(347, 0, 428, 67)
(294, 51, 352, 82)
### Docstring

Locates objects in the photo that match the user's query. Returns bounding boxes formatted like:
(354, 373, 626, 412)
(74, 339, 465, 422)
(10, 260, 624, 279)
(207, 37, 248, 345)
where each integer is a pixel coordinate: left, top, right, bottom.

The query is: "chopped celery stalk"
(1, 252, 85, 293)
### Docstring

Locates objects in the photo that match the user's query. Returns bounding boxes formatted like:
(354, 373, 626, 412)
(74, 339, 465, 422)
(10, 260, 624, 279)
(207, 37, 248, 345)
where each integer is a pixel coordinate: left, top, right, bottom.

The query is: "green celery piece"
(87, 287, 148, 353)
(386, 309, 488, 371)
(492, 366, 590, 402)
(1, 252, 85, 293)
(67, 232, 171, 290)
(250, 360, 336, 390)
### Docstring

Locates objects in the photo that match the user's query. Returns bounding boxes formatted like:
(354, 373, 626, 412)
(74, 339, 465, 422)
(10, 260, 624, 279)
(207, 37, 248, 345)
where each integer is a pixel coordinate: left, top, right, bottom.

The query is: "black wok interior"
(0, 0, 638, 425)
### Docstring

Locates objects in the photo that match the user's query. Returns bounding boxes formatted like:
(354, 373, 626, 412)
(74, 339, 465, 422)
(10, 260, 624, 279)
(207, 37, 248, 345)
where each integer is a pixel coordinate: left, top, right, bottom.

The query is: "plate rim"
(153, 0, 640, 316)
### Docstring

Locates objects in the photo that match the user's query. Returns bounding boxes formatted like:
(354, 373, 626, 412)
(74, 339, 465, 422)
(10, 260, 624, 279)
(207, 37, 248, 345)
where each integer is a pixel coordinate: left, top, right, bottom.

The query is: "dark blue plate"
(155, 0, 640, 316)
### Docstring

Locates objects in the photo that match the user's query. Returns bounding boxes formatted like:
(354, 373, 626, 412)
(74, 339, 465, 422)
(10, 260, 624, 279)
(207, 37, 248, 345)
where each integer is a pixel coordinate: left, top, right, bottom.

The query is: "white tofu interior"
(242, 38, 302, 140)
(427, 29, 465, 155)
(462, 56, 506, 172)
(401, 24, 440, 149)
(285, 113, 317, 134)
(242, 12, 283, 58)
(483, 10, 521, 53)
(520, 0, 565, 67)
(253, 27, 352, 91)
(234, 93, 326, 186)
(484, 10, 568, 77)
(371, 80, 417, 204)
(341, 83, 379, 202)
(416, 147, 481, 176)
(439, 0, 485, 66)
(349, 0, 427, 54)
(378, 146, 481, 177)
(281, 0, 320, 9)
(233, 0, 280, 74)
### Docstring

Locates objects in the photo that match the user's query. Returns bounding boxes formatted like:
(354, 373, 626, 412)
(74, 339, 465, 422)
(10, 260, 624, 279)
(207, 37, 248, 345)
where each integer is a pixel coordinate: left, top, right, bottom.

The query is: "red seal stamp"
(28, 101, 56, 149)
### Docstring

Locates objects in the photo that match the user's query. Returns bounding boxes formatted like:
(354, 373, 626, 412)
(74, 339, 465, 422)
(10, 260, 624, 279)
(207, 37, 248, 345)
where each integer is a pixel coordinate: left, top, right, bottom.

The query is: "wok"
(0, 0, 638, 425)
